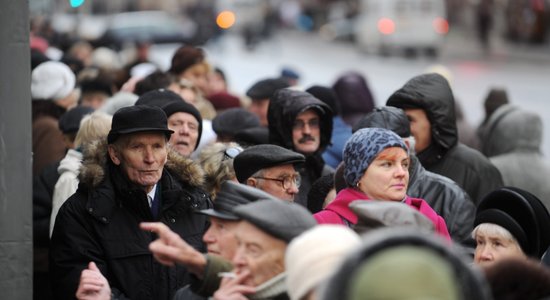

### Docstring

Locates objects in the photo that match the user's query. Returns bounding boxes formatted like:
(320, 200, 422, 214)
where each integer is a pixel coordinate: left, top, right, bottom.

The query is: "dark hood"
(268, 88, 333, 154)
(320, 228, 493, 300)
(387, 73, 458, 152)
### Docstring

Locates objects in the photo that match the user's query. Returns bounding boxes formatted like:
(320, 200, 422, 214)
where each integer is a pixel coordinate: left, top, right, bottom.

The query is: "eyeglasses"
(292, 118, 320, 130)
(223, 147, 242, 161)
(253, 174, 301, 189)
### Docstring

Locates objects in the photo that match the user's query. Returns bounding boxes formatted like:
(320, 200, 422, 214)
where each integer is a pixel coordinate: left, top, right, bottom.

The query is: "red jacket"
(314, 188, 451, 241)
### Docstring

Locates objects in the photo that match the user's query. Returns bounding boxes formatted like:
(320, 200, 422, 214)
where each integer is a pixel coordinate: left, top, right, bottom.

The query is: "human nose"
(477, 245, 493, 262)
(143, 147, 155, 163)
(179, 124, 190, 135)
(202, 226, 215, 244)
(231, 247, 246, 267)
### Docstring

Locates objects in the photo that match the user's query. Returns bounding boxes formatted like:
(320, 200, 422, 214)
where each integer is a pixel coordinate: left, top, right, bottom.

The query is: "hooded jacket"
(319, 228, 493, 300)
(313, 188, 451, 241)
(268, 89, 334, 207)
(387, 73, 503, 204)
(479, 104, 550, 211)
(50, 139, 211, 300)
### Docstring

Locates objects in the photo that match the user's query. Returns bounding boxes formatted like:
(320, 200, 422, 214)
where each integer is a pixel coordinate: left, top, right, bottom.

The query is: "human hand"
(76, 262, 111, 300)
(140, 222, 207, 275)
(213, 270, 256, 300)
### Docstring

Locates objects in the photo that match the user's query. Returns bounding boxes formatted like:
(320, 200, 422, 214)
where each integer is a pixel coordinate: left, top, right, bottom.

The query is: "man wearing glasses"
(233, 144, 305, 202)
(267, 88, 334, 208)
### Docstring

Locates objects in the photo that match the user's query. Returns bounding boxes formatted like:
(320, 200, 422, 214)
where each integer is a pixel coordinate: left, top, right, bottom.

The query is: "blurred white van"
(354, 0, 449, 56)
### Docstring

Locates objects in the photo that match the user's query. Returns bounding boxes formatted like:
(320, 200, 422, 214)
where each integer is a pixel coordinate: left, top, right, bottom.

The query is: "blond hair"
(74, 111, 112, 148)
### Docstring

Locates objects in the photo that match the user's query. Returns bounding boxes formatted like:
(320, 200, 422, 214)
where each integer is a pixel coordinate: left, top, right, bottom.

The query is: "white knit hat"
(285, 225, 361, 300)
(31, 61, 75, 101)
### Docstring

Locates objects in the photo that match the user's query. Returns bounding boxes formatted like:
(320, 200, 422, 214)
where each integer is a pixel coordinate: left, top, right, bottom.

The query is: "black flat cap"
(234, 126, 270, 146)
(108, 105, 173, 144)
(212, 108, 260, 137)
(135, 88, 183, 108)
(246, 78, 290, 100)
(233, 144, 305, 183)
(233, 199, 316, 242)
(353, 106, 411, 137)
(198, 181, 277, 220)
(474, 187, 550, 258)
(58, 105, 94, 134)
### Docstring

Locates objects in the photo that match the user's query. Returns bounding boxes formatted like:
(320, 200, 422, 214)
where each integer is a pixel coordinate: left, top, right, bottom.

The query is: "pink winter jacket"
(314, 188, 451, 241)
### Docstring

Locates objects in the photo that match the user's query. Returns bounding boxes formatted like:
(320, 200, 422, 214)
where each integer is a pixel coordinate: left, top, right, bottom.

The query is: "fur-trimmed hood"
(79, 138, 205, 189)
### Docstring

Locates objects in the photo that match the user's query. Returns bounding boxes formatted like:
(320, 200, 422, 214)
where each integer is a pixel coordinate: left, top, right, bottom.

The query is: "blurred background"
(29, 0, 550, 154)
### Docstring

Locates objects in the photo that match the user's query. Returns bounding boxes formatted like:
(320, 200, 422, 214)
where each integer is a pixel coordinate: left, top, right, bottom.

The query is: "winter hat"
(135, 89, 183, 108)
(31, 61, 76, 101)
(350, 200, 434, 234)
(233, 199, 316, 243)
(107, 105, 173, 144)
(161, 100, 203, 149)
(348, 246, 461, 300)
(233, 126, 270, 146)
(343, 128, 407, 187)
(80, 78, 113, 97)
(233, 144, 305, 183)
(207, 92, 241, 111)
(353, 106, 411, 137)
(198, 181, 276, 220)
(474, 186, 550, 258)
(246, 78, 290, 100)
(286, 225, 361, 300)
(212, 108, 260, 137)
(58, 105, 95, 134)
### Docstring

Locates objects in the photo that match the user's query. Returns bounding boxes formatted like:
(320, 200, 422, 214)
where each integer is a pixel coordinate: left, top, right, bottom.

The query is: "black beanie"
(161, 100, 203, 149)
(474, 187, 550, 258)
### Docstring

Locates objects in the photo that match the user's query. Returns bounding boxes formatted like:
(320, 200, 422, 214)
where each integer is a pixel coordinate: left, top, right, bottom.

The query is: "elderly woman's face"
(357, 147, 409, 201)
(474, 225, 526, 266)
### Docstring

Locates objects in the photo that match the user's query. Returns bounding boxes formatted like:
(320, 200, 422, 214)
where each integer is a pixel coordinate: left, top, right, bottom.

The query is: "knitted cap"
(286, 225, 360, 300)
(343, 128, 407, 187)
(31, 61, 76, 101)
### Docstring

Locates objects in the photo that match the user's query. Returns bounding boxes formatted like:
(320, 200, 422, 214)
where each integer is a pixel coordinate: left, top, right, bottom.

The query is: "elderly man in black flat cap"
(233, 144, 305, 202)
(213, 199, 317, 300)
(50, 105, 211, 300)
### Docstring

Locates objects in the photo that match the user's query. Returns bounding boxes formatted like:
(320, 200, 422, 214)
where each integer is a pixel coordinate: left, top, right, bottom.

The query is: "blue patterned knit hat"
(343, 128, 408, 187)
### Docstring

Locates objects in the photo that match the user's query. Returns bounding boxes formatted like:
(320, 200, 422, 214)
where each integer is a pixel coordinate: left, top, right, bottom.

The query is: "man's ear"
(246, 178, 257, 187)
(107, 145, 121, 165)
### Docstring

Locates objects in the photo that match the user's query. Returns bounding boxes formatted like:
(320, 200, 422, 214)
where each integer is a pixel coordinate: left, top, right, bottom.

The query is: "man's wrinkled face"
(404, 108, 432, 153)
(108, 132, 168, 193)
(249, 99, 270, 126)
(167, 112, 199, 157)
(292, 109, 321, 155)
(231, 221, 286, 287)
(247, 164, 300, 202)
(203, 217, 239, 261)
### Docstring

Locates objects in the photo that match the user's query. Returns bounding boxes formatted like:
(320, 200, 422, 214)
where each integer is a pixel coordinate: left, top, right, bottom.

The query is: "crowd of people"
(30, 21, 550, 300)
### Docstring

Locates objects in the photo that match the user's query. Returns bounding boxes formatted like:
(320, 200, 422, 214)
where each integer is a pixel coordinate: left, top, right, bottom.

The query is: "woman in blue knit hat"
(314, 128, 450, 240)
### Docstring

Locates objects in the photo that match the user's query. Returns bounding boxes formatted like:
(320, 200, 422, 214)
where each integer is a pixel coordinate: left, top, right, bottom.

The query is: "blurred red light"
(378, 18, 395, 35)
(433, 17, 449, 35)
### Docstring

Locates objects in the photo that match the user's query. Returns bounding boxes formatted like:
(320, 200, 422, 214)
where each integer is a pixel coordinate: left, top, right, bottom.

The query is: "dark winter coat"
(408, 155, 475, 243)
(387, 73, 503, 204)
(50, 139, 211, 300)
(268, 89, 333, 207)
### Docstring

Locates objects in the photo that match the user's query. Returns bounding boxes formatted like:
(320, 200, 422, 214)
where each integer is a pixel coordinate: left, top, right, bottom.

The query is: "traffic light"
(70, 0, 85, 8)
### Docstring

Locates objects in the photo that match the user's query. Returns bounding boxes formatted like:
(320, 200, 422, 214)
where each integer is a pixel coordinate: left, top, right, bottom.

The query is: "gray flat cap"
(233, 200, 316, 243)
